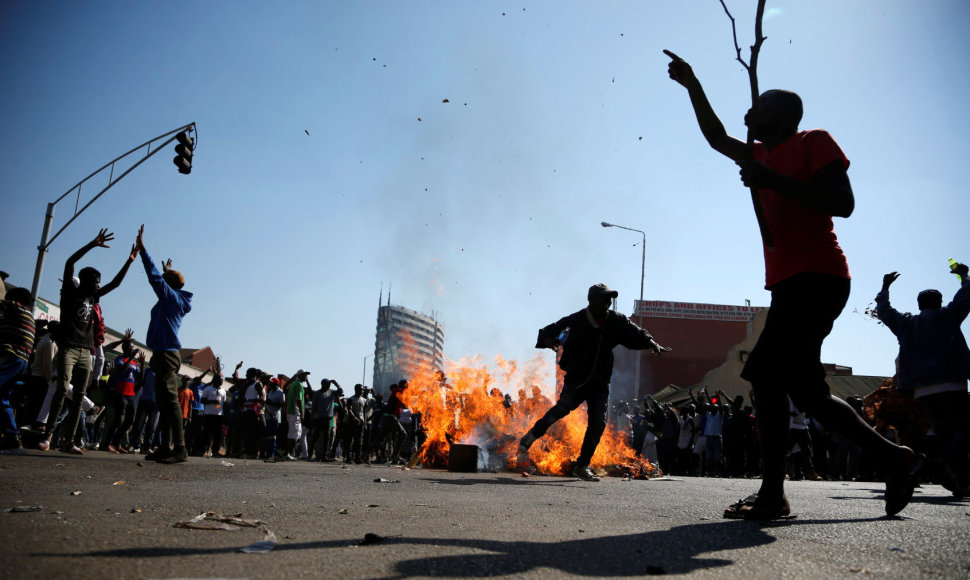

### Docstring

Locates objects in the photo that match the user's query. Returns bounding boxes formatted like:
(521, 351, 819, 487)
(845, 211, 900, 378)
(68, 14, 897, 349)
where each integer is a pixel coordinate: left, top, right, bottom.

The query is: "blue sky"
(2, 1, 968, 390)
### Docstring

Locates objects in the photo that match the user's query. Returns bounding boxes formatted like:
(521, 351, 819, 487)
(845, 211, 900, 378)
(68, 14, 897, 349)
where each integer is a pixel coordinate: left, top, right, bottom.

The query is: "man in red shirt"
(665, 50, 919, 519)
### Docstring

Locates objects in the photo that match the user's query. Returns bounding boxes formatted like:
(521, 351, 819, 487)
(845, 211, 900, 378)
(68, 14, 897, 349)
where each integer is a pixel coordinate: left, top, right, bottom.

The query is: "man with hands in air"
(664, 50, 919, 519)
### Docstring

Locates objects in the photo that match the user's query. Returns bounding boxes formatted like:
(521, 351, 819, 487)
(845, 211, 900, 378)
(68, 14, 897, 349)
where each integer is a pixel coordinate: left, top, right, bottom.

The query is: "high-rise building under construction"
(373, 292, 444, 396)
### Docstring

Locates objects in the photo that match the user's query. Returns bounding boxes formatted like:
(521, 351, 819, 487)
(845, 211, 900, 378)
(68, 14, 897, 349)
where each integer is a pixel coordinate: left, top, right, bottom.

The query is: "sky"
(2, 1, 968, 392)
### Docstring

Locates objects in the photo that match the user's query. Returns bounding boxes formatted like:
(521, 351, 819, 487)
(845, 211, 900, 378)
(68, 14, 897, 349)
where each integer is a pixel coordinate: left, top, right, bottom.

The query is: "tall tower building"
(373, 290, 445, 396)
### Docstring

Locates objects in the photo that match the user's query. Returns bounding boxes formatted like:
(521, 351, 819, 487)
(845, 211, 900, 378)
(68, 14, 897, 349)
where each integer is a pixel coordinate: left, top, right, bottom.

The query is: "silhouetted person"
(876, 264, 970, 497)
(665, 50, 918, 518)
(518, 283, 669, 481)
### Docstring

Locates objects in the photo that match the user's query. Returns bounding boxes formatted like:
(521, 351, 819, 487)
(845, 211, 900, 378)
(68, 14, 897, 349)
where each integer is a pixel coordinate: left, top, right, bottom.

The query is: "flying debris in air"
(305, 130, 310, 136)
(442, 99, 450, 103)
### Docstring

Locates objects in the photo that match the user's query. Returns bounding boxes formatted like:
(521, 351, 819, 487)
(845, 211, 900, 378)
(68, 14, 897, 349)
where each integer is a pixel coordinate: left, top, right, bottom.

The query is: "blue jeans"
(0, 356, 28, 440)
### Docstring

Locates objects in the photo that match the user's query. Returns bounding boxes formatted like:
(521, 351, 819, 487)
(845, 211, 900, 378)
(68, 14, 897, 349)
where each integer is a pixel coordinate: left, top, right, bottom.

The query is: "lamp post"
(601, 221, 646, 402)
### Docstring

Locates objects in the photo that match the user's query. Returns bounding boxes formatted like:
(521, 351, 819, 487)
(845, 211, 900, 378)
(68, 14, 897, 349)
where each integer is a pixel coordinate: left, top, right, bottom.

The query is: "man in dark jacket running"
(518, 283, 670, 481)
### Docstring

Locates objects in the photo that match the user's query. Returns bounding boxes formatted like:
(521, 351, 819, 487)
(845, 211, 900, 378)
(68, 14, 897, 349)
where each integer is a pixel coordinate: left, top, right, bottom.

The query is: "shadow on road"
(36, 521, 781, 577)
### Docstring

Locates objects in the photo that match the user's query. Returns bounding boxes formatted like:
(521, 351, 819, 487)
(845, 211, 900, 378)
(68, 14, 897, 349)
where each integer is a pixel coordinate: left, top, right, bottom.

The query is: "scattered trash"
(174, 512, 262, 531)
(131, 508, 142, 513)
(176, 511, 277, 553)
(70, 491, 81, 496)
(112, 481, 125, 486)
(136, 462, 144, 467)
(220, 461, 234, 467)
(337, 508, 348, 514)
(359, 533, 383, 546)
(240, 528, 277, 554)
(7, 506, 42, 513)
(698, 517, 710, 521)
(373, 478, 399, 483)
(367, 504, 380, 508)
(849, 567, 868, 574)
(889, 547, 905, 552)
(51, 510, 64, 515)
(521, 472, 529, 478)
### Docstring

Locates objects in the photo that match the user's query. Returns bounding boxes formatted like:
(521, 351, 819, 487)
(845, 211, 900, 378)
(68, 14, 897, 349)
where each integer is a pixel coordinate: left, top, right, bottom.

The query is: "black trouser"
(151, 351, 184, 449)
(342, 421, 364, 461)
(130, 399, 158, 451)
(313, 417, 335, 460)
(241, 411, 265, 456)
(377, 415, 407, 460)
(918, 391, 970, 490)
(529, 381, 609, 467)
(188, 410, 205, 454)
(203, 414, 224, 456)
(101, 391, 135, 448)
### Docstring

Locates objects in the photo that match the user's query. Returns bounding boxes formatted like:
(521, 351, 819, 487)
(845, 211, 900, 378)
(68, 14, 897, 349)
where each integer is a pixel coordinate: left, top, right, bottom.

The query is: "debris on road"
(373, 478, 399, 483)
(174, 512, 262, 531)
(7, 506, 43, 513)
(240, 528, 277, 554)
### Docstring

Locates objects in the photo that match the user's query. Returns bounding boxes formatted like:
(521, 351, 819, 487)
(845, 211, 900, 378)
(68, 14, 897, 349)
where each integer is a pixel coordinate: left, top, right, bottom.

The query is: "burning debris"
(393, 333, 660, 478)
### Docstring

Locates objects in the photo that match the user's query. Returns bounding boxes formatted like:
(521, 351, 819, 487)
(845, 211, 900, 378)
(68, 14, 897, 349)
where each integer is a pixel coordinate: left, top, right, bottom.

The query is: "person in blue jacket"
(136, 224, 192, 464)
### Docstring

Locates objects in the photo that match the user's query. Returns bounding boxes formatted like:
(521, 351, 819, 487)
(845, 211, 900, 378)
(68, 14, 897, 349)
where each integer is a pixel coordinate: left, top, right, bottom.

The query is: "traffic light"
(173, 131, 194, 174)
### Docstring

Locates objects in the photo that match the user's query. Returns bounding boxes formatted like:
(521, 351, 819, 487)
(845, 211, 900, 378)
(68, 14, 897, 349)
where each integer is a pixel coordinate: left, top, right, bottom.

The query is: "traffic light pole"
(29, 122, 196, 303)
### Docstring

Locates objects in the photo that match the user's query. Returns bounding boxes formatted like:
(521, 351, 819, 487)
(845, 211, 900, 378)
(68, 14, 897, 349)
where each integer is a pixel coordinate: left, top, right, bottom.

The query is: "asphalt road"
(1, 450, 968, 579)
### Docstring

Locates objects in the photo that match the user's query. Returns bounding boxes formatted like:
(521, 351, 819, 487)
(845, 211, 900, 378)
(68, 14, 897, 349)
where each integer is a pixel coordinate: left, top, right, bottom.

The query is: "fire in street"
(393, 332, 660, 478)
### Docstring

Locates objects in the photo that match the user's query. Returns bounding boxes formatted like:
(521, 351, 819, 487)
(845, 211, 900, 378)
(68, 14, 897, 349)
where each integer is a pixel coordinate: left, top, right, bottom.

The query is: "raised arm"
(64, 228, 114, 282)
(664, 50, 748, 162)
(98, 243, 138, 297)
(103, 328, 134, 352)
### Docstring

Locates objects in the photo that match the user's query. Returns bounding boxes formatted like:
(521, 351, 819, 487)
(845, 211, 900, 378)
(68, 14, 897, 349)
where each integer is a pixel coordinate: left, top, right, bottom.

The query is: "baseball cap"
(588, 283, 618, 300)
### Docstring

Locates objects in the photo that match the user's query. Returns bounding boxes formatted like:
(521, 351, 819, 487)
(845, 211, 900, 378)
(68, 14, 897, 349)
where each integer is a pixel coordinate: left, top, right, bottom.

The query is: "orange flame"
(393, 331, 658, 477)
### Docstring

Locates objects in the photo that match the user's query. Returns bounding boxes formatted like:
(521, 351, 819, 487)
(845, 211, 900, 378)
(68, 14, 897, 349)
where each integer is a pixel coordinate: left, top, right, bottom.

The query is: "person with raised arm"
(135, 225, 193, 464)
(665, 50, 919, 519)
(41, 229, 137, 453)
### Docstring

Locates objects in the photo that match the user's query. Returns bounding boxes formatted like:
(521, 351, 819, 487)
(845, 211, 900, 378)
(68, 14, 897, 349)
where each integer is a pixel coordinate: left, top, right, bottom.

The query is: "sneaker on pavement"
(518, 432, 536, 454)
(61, 445, 85, 455)
(37, 439, 51, 451)
(572, 464, 600, 482)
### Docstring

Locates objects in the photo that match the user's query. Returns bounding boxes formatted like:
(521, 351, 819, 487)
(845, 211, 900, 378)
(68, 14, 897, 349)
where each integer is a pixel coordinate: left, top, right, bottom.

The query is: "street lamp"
(601, 221, 647, 403)
(601, 222, 645, 302)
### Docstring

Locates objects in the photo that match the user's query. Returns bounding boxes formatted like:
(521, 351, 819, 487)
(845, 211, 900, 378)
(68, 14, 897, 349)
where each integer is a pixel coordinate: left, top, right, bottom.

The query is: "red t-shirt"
(753, 129, 851, 288)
